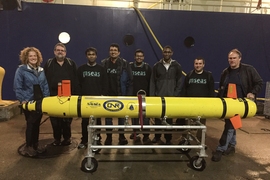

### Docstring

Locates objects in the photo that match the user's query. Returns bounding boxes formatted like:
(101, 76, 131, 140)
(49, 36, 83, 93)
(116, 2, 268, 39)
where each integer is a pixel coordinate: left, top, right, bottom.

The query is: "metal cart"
(80, 116, 208, 173)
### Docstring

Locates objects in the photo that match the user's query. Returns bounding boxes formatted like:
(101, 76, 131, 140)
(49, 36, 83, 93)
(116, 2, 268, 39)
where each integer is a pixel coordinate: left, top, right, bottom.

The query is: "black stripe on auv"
(161, 97, 166, 118)
(77, 96, 82, 117)
(242, 98, 249, 118)
(220, 98, 227, 119)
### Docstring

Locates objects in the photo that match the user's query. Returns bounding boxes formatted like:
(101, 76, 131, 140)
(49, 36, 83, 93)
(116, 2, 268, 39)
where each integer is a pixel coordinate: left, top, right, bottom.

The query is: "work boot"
(156, 139, 165, 145)
(61, 139, 71, 146)
(130, 133, 139, 139)
(23, 146, 37, 157)
(151, 137, 159, 143)
(142, 137, 152, 145)
(223, 145, 235, 155)
(211, 150, 223, 162)
(119, 135, 128, 145)
(133, 136, 142, 145)
(33, 144, 46, 154)
(165, 140, 172, 145)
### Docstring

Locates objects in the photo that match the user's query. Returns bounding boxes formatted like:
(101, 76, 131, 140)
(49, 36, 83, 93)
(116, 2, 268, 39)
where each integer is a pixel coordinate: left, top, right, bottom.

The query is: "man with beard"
(44, 43, 79, 146)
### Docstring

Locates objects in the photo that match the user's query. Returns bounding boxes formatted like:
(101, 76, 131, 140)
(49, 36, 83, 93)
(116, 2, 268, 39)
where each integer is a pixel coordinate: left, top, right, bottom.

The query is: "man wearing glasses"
(101, 43, 133, 145)
(149, 45, 183, 145)
(44, 43, 79, 146)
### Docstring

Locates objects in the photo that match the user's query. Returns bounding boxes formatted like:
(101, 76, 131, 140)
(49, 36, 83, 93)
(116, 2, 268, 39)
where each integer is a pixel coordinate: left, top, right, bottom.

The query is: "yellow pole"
(0, 66, 5, 102)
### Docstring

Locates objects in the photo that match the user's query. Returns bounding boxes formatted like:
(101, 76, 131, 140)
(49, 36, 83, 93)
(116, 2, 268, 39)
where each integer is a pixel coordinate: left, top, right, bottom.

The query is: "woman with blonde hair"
(14, 47, 50, 157)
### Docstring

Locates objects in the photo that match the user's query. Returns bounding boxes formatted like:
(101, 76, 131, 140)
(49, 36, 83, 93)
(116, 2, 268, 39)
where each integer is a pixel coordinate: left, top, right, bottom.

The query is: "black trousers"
(23, 109, 42, 147)
(81, 118, 101, 143)
(50, 117, 72, 141)
(154, 118, 173, 141)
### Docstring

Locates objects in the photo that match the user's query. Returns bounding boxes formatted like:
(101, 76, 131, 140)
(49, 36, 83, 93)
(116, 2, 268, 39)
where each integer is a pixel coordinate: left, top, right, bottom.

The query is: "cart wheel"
(190, 155, 206, 171)
(92, 148, 101, 153)
(92, 140, 101, 153)
(177, 139, 191, 153)
(81, 157, 98, 173)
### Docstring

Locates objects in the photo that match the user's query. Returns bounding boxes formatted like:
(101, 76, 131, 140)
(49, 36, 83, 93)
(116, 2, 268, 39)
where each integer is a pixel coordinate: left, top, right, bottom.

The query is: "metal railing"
(25, 0, 270, 14)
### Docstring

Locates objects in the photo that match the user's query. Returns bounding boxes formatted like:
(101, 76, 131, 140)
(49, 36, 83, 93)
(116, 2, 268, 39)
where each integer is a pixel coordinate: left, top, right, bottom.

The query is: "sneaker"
(78, 141, 87, 149)
(133, 135, 141, 141)
(223, 145, 235, 155)
(211, 150, 223, 162)
(51, 140, 61, 146)
(142, 137, 153, 145)
(23, 146, 37, 157)
(61, 139, 71, 146)
(104, 136, 112, 145)
(133, 136, 142, 145)
(119, 138, 128, 145)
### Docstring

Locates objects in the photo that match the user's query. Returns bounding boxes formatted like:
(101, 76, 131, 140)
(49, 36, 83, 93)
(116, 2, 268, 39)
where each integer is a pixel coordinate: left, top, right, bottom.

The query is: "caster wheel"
(92, 140, 101, 153)
(190, 156, 206, 171)
(177, 139, 191, 153)
(81, 157, 98, 173)
(92, 148, 101, 153)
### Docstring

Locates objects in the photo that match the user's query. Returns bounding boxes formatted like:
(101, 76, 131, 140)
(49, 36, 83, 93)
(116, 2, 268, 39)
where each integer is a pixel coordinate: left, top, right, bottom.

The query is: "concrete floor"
(0, 114, 270, 180)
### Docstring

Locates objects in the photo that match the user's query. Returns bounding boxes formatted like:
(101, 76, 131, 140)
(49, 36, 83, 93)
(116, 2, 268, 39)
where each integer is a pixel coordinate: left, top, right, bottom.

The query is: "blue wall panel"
(0, 2, 270, 100)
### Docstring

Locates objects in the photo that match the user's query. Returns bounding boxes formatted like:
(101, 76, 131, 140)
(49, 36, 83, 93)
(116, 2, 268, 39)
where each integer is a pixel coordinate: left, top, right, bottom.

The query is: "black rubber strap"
(161, 97, 166, 118)
(220, 98, 227, 119)
(242, 98, 249, 118)
(36, 99, 43, 113)
(25, 102, 28, 111)
(77, 96, 82, 117)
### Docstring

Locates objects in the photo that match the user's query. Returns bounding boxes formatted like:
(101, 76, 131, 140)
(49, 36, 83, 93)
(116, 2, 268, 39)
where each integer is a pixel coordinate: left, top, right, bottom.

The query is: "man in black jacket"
(212, 48, 263, 162)
(101, 43, 133, 145)
(149, 45, 182, 145)
(44, 43, 79, 146)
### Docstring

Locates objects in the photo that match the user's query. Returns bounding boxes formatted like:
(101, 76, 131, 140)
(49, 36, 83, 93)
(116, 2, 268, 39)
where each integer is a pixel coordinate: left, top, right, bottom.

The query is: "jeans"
(216, 119, 236, 152)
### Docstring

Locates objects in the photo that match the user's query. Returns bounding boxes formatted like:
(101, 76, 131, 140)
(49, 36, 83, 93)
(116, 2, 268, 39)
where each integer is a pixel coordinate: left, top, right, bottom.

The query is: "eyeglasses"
(163, 51, 172, 54)
(55, 49, 66, 52)
(135, 55, 144, 58)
